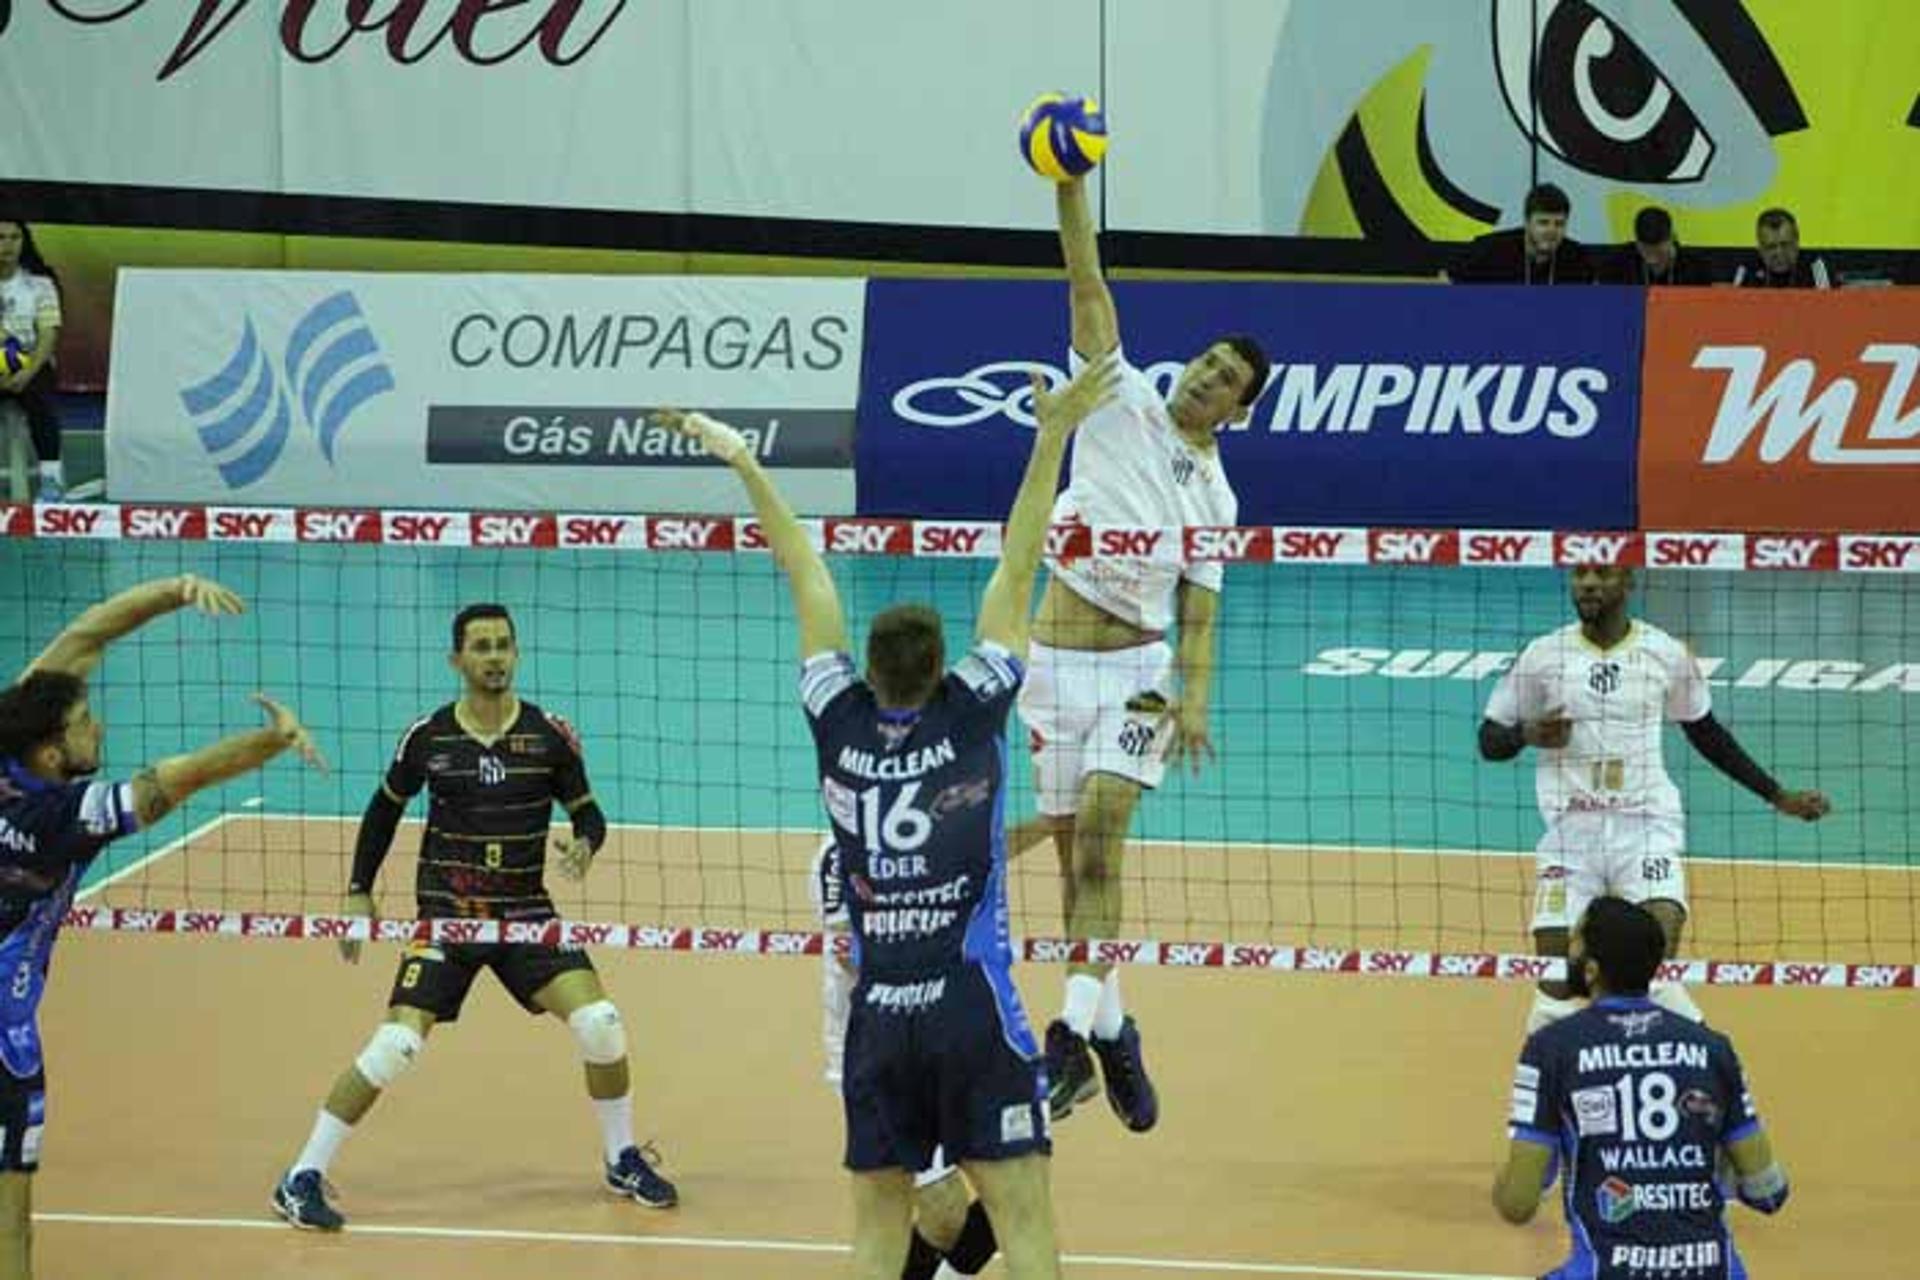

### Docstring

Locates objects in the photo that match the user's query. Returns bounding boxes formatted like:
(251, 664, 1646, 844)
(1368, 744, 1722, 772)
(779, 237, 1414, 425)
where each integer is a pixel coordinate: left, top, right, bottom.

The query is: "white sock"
(37, 460, 62, 484)
(933, 1263, 966, 1280)
(594, 1093, 635, 1164)
(293, 1109, 353, 1177)
(1091, 970, 1126, 1040)
(1527, 990, 1583, 1034)
(1650, 981, 1705, 1023)
(1061, 974, 1102, 1038)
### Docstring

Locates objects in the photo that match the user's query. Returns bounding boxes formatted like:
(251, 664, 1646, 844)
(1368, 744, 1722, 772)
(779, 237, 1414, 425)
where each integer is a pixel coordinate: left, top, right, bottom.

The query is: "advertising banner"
(106, 271, 863, 512)
(1640, 289, 1920, 532)
(856, 280, 1642, 527)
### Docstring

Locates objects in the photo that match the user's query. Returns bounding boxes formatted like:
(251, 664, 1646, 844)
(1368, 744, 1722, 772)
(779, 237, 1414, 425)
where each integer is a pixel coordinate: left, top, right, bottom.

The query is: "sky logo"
(180, 291, 395, 488)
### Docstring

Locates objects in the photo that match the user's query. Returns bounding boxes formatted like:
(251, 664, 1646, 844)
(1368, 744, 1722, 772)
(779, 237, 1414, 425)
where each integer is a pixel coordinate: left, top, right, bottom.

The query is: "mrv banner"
(856, 280, 1642, 528)
(107, 271, 864, 512)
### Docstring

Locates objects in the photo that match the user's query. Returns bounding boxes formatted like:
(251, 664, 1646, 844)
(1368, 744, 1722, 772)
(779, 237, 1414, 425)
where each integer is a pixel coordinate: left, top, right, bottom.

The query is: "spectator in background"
(0, 220, 66, 500)
(1451, 184, 1595, 286)
(1599, 207, 1710, 286)
(1732, 208, 1833, 288)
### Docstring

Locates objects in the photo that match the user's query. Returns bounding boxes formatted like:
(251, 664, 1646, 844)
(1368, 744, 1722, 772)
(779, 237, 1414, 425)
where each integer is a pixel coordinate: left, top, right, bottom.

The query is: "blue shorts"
(843, 963, 1050, 1172)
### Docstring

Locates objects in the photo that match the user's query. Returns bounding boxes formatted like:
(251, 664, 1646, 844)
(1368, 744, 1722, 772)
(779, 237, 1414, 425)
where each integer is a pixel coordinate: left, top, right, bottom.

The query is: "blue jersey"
(801, 642, 1022, 984)
(1510, 996, 1764, 1280)
(0, 761, 138, 1078)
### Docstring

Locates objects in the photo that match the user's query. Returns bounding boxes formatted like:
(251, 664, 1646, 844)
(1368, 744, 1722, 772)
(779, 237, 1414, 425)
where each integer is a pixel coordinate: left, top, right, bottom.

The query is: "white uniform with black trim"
(1021, 345, 1236, 813)
(1484, 620, 1710, 929)
(808, 838, 957, 1189)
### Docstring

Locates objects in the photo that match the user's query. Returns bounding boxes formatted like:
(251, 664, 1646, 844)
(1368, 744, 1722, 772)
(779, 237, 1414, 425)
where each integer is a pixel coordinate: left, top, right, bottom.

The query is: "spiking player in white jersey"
(1479, 565, 1829, 1035)
(1018, 173, 1271, 1130)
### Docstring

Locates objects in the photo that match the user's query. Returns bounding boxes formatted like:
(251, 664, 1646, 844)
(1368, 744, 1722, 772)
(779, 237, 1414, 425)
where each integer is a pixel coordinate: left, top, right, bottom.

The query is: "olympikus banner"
(106, 271, 863, 512)
(1639, 289, 1920, 532)
(856, 280, 1643, 527)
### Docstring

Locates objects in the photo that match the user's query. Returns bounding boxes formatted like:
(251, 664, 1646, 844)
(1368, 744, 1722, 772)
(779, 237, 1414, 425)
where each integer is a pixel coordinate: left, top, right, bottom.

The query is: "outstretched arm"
(975, 357, 1120, 657)
(1680, 713, 1830, 820)
(25, 574, 243, 682)
(1058, 178, 1119, 359)
(130, 694, 324, 829)
(654, 411, 847, 659)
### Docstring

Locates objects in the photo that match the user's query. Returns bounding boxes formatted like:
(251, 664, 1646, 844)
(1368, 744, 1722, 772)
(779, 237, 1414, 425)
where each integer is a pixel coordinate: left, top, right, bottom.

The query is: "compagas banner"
(106, 271, 863, 512)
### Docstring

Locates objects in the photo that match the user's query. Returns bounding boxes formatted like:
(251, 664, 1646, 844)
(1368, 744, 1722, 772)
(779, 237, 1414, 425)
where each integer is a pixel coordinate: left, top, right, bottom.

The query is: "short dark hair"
(1216, 334, 1272, 407)
(1757, 207, 1797, 233)
(0, 672, 87, 761)
(866, 604, 944, 708)
(452, 603, 515, 652)
(1524, 183, 1571, 218)
(1578, 897, 1665, 995)
(1633, 206, 1674, 246)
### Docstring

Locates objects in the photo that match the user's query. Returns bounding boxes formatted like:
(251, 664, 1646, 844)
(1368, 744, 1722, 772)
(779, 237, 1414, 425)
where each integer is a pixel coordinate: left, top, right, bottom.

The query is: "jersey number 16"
(856, 782, 933, 855)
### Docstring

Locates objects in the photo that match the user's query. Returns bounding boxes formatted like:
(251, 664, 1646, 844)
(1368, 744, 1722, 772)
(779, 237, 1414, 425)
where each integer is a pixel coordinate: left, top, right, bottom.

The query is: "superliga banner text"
(106, 272, 863, 512)
(857, 280, 1642, 528)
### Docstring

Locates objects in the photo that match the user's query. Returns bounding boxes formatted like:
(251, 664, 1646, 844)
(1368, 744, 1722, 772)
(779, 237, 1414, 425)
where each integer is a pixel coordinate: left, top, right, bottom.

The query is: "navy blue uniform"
(0, 761, 139, 1171)
(801, 642, 1049, 1172)
(1510, 996, 1764, 1280)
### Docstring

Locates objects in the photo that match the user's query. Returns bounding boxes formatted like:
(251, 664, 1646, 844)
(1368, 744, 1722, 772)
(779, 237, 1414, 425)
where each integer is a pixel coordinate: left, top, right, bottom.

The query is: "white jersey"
(808, 838, 855, 1087)
(1045, 345, 1237, 632)
(0, 270, 59, 351)
(1485, 620, 1710, 826)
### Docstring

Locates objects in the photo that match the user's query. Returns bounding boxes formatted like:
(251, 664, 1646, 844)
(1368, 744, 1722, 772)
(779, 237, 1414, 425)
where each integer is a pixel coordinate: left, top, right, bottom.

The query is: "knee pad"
(354, 1022, 424, 1090)
(567, 1000, 627, 1065)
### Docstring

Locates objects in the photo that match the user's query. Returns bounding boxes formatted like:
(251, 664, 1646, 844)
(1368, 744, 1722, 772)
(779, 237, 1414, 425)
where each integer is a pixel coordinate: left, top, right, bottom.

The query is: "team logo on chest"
(477, 753, 507, 786)
(1588, 660, 1622, 696)
(1171, 454, 1195, 486)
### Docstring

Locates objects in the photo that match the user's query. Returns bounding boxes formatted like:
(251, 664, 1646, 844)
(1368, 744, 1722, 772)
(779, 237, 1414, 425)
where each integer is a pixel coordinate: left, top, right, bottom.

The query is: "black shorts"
(843, 963, 1050, 1173)
(0, 1068, 46, 1173)
(387, 941, 595, 1022)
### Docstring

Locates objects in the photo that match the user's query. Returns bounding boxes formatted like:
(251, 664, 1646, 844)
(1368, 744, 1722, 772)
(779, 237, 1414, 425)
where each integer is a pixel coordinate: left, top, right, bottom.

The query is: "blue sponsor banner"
(856, 280, 1642, 527)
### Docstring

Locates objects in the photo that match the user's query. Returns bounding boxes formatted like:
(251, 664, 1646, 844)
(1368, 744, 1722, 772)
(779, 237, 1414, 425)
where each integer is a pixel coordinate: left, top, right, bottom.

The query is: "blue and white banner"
(856, 280, 1642, 528)
(107, 271, 865, 512)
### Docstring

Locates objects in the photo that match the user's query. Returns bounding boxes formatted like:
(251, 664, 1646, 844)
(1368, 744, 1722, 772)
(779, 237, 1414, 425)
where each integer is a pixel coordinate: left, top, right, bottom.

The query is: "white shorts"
(1018, 640, 1175, 816)
(1531, 810, 1688, 932)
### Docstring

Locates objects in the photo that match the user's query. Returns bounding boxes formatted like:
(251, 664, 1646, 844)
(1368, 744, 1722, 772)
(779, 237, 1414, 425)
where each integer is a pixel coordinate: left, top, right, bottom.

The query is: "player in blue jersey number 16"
(657, 352, 1118, 1280)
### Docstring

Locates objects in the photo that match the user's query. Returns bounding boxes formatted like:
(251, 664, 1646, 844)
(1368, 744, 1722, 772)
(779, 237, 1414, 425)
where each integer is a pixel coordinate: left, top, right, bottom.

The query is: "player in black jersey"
(0, 573, 322, 1278)
(273, 605, 674, 1230)
(662, 352, 1118, 1280)
(1495, 897, 1789, 1280)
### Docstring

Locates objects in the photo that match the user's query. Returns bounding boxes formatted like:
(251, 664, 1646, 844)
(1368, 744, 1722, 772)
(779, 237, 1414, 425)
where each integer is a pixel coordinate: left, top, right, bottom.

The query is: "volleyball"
(0, 338, 24, 377)
(1018, 93, 1108, 181)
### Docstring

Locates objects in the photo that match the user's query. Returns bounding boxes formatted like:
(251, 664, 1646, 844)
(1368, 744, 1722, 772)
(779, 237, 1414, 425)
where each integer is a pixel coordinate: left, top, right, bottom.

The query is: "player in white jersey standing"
(1020, 174, 1270, 1130)
(1479, 565, 1829, 1034)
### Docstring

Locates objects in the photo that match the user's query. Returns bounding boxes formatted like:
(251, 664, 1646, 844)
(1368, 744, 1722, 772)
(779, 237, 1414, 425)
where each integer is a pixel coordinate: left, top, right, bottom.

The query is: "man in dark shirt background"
(1452, 183, 1595, 286)
(1732, 208, 1833, 288)
(1599, 207, 1710, 286)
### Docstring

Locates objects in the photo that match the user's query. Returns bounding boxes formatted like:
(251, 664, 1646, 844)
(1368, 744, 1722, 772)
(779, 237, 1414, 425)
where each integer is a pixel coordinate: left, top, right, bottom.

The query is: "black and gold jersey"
(384, 700, 590, 920)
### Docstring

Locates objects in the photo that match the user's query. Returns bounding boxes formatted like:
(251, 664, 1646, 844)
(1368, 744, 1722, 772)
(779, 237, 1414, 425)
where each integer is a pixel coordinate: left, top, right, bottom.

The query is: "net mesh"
(14, 517, 1915, 968)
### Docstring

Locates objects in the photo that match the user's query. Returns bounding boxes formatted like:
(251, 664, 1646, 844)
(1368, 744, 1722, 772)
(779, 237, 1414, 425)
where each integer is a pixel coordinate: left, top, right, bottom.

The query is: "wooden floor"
(33, 928, 1920, 1279)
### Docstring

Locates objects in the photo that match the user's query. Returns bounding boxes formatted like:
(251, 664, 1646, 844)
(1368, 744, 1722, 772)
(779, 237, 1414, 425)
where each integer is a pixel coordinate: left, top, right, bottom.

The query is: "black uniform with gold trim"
(371, 700, 598, 1021)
